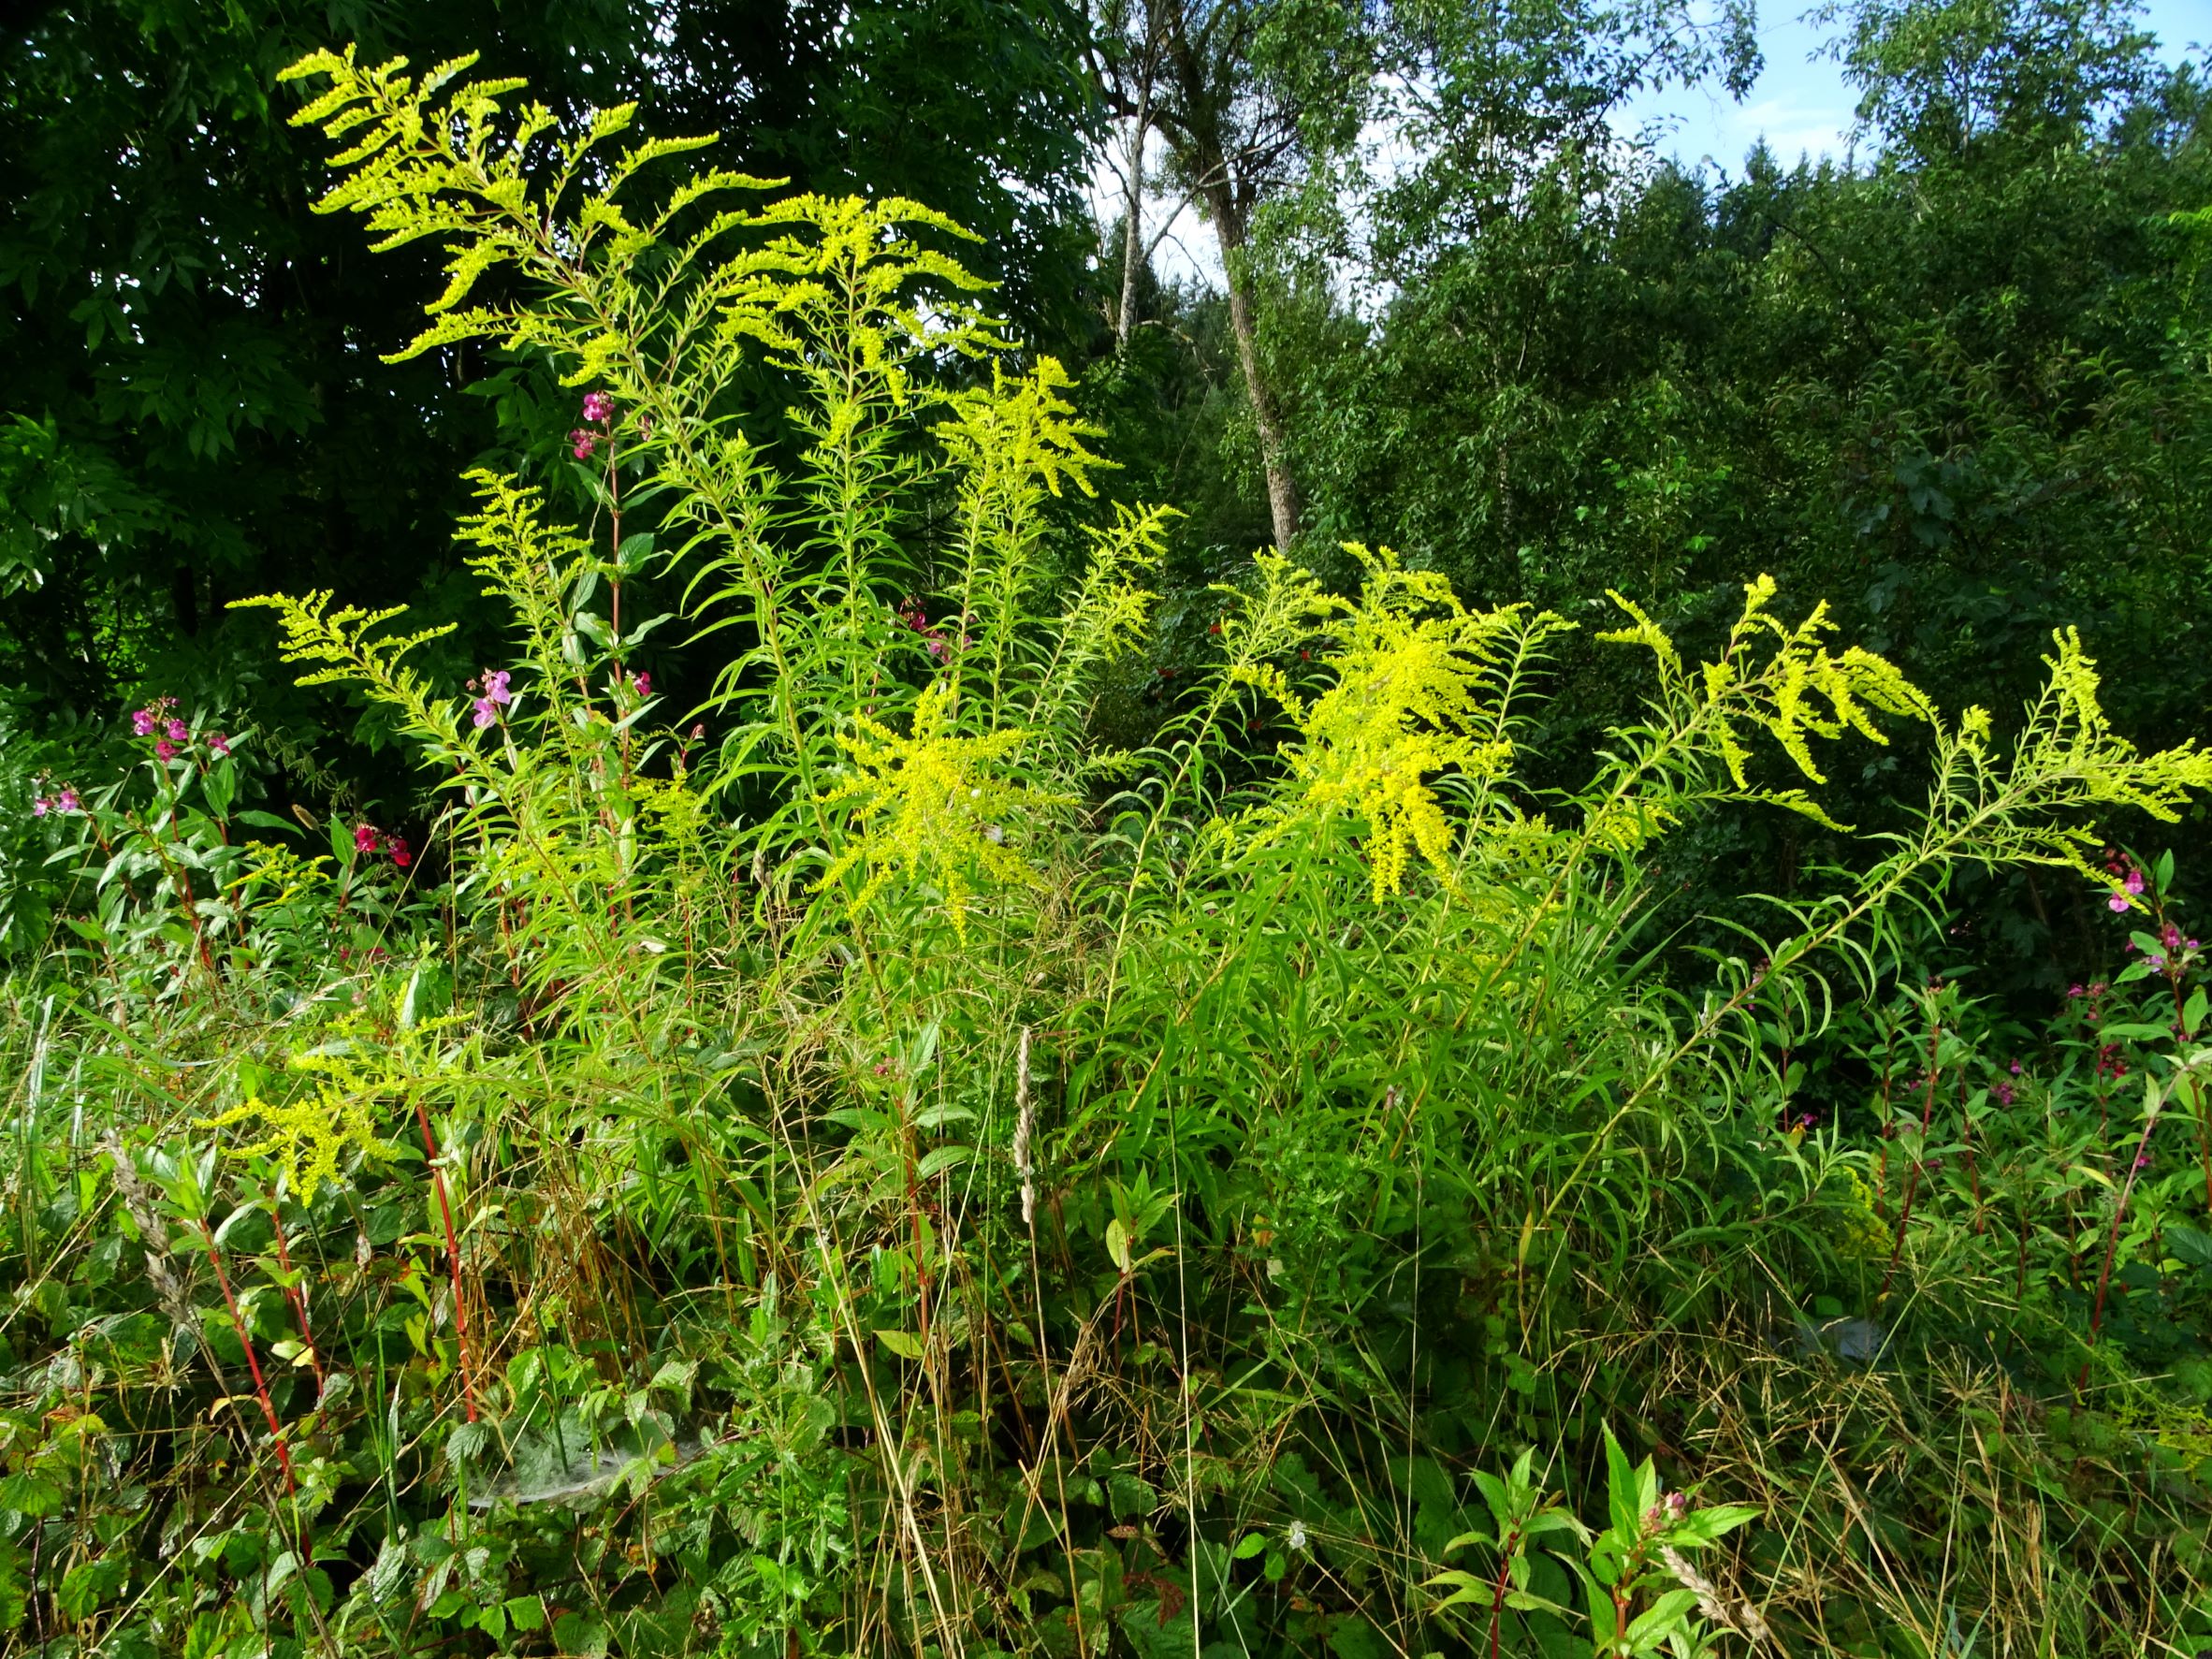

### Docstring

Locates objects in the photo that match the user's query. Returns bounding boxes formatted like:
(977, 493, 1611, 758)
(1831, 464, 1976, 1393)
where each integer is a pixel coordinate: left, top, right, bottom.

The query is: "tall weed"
(1, 47, 2208, 1659)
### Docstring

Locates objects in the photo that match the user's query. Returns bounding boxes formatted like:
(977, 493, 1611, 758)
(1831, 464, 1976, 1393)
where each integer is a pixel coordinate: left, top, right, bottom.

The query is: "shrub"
(2, 46, 2208, 1659)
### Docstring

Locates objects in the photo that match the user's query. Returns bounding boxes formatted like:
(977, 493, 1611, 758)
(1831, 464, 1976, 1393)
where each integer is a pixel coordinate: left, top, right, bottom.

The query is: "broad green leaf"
(874, 1328, 924, 1361)
(1106, 1216, 1133, 1273)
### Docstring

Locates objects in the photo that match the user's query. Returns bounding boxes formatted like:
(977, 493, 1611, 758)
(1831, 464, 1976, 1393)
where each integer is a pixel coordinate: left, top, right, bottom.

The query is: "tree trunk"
(1204, 182, 1300, 550)
(1115, 67, 1150, 352)
(1155, 0, 1299, 548)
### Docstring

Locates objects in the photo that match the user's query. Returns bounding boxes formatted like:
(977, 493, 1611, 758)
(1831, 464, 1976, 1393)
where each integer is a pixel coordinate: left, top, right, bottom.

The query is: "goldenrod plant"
(3, 46, 2211, 1659)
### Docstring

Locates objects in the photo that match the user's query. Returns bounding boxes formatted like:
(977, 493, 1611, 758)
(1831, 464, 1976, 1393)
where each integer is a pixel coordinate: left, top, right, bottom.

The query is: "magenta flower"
(390, 836, 412, 869)
(569, 428, 598, 460)
(154, 738, 177, 762)
(633, 671, 650, 697)
(2009, 1059, 2021, 1075)
(163, 717, 188, 744)
(473, 668, 513, 728)
(131, 707, 156, 736)
(2125, 867, 2146, 895)
(354, 823, 380, 855)
(55, 788, 79, 813)
(32, 797, 49, 817)
(2134, 1150, 2151, 1171)
(207, 732, 231, 758)
(2067, 983, 2085, 997)
(1993, 1082, 2015, 1107)
(2108, 891, 2132, 912)
(581, 391, 614, 423)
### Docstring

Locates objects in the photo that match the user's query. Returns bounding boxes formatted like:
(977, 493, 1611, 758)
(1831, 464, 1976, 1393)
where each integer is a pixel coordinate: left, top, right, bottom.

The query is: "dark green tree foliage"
(1086, 0, 1754, 551)
(1826, 0, 2160, 155)
(0, 0, 1097, 730)
(648, 0, 1100, 342)
(1241, 0, 2208, 942)
(1090, 0, 1386, 551)
(1361, 0, 1759, 270)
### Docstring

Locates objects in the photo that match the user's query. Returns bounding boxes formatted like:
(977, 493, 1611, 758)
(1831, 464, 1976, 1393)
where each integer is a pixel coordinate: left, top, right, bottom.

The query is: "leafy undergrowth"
(3, 47, 2210, 1659)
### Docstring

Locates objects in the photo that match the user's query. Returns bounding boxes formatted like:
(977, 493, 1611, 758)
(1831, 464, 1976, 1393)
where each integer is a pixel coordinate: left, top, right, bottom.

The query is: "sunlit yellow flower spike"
(199, 1079, 397, 1202)
(815, 679, 1058, 940)
(1244, 546, 1568, 902)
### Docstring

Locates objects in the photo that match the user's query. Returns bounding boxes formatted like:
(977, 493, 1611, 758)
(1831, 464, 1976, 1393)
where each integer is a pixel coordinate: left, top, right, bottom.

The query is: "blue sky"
(1114, 2, 2212, 285)
(1619, 0, 2211, 176)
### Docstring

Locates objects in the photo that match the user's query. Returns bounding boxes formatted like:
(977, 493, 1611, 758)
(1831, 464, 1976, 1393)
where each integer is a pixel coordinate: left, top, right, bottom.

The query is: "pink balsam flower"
(473, 669, 514, 728)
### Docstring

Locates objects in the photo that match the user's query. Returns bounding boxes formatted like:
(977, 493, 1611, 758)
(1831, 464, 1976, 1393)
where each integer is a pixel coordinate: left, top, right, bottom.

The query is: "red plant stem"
(198, 1220, 296, 1494)
(1882, 1016, 1943, 1301)
(2080, 916, 2198, 1388)
(1609, 1548, 1644, 1654)
(144, 813, 218, 979)
(413, 1099, 478, 1421)
(2066, 1193, 2081, 1290)
(192, 755, 253, 949)
(2092, 1037, 2110, 1162)
(332, 844, 358, 929)
(1487, 1523, 1523, 1659)
(901, 1088, 936, 1360)
(2166, 958, 2212, 1214)
(1871, 1027, 1899, 1218)
(267, 1206, 327, 1399)
(597, 429, 644, 936)
(599, 420, 635, 791)
(1959, 1070, 1984, 1234)
(2192, 1078, 2211, 1215)
(83, 819, 144, 908)
(2080, 1111, 2162, 1392)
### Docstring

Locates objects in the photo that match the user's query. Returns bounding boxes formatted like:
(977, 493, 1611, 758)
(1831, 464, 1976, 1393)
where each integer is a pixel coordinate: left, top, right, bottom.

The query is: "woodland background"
(5, 4, 2212, 1658)
(6, 0, 2207, 978)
